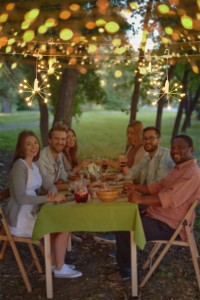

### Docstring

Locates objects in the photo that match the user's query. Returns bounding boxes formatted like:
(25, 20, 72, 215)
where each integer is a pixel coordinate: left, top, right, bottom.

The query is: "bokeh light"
(59, 28, 73, 41)
(181, 15, 193, 29)
(23, 30, 35, 42)
(59, 10, 71, 20)
(157, 4, 170, 14)
(105, 21, 119, 34)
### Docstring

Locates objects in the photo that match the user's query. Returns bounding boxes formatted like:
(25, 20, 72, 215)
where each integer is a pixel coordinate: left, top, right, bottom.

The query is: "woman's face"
(127, 127, 142, 146)
(66, 131, 76, 148)
(24, 135, 40, 160)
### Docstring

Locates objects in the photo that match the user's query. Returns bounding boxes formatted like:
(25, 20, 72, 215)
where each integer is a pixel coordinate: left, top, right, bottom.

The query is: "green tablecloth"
(32, 201, 146, 249)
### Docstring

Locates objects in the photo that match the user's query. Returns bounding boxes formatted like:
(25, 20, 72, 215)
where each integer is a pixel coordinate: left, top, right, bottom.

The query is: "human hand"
(55, 178, 65, 184)
(81, 159, 92, 168)
(46, 192, 65, 203)
(118, 155, 128, 168)
(124, 182, 135, 191)
(128, 191, 142, 204)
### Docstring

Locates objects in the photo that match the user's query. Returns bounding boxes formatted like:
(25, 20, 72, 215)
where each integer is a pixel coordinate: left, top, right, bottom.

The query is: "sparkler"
(37, 57, 62, 80)
(37, 39, 62, 80)
(138, 51, 163, 83)
(18, 49, 51, 106)
(147, 49, 185, 108)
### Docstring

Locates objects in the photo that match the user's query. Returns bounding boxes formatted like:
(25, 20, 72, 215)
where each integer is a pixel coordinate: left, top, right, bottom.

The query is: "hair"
(171, 135, 193, 148)
(48, 122, 68, 139)
(127, 120, 144, 140)
(63, 128, 78, 168)
(11, 130, 40, 168)
(143, 126, 161, 138)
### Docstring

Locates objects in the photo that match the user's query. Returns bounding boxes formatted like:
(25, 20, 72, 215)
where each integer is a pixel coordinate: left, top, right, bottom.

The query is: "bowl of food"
(96, 188, 119, 202)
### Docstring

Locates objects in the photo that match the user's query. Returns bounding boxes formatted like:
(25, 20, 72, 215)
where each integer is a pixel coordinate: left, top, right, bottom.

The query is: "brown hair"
(63, 128, 78, 168)
(143, 126, 161, 138)
(48, 122, 68, 139)
(11, 130, 40, 167)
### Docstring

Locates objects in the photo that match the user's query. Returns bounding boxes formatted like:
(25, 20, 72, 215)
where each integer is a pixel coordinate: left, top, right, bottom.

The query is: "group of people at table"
(4, 120, 200, 283)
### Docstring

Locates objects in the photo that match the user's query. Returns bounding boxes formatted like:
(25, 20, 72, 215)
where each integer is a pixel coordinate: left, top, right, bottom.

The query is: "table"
(32, 200, 146, 298)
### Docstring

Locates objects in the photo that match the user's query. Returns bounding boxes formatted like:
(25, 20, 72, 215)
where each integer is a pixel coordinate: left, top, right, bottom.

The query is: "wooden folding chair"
(140, 199, 200, 290)
(0, 188, 44, 293)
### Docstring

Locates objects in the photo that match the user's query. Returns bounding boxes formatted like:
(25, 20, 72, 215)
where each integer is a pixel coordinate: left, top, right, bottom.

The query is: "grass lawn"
(0, 108, 200, 160)
(0, 111, 40, 124)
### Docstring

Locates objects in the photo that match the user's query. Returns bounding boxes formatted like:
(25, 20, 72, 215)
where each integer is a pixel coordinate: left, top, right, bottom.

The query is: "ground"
(0, 151, 200, 300)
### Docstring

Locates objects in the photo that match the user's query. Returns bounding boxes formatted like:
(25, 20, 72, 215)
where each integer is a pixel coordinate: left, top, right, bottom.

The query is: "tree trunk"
(38, 97, 49, 147)
(129, 0, 153, 123)
(155, 98, 164, 130)
(181, 85, 200, 132)
(54, 68, 78, 127)
(172, 69, 189, 138)
(155, 64, 176, 130)
(1, 97, 11, 113)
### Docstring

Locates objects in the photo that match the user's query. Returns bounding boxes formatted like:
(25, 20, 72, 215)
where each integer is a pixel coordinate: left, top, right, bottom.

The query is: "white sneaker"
(52, 264, 75, 271)
(54, 264, 82, 278)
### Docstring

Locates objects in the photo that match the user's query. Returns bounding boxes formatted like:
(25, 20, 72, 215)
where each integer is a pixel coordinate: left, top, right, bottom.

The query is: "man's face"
(49, 130, 67, 154)
(143, 129, 160, 153)
(170, 138, 193, 164)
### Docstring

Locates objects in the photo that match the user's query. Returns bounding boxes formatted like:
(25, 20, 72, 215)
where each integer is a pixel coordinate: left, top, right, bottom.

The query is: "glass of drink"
(74, 183, 89, 203)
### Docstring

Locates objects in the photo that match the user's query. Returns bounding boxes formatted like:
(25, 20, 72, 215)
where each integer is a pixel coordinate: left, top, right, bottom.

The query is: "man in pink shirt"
(113, 135, 200, 281)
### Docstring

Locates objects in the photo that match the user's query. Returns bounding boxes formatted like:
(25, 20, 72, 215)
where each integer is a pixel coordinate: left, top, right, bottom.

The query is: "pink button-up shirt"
(147, 159, 200, 241)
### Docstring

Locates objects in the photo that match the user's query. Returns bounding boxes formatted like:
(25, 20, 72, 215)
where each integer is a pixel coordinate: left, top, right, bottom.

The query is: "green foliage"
(97, 64, 136, 111)
(0, 62, 22, 110)
(74, 70, 107, 118)
(76, 70, 107, 104)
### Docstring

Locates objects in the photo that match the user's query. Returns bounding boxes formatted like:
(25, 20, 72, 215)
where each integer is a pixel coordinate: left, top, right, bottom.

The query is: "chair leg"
(9, 239, 32, 292)
(189, 232, 199, 258)
(28, 243, 43, 273)
(186, 227, 200, 291)
(0, 240, 8, 259)
(37, 240, 45, 258)
(140, 241, 172, 288)
(143, 242, 162, 270)
(2, 220, 32, 292)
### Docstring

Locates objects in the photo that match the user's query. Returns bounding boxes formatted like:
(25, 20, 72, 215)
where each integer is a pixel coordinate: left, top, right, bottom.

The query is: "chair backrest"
(0, 188, 44, 293)
(175, 199, 198, 240)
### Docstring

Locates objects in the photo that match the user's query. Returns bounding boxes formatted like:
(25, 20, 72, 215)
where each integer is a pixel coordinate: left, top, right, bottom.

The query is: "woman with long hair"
(62, 128, 90, 175)
(5, 130, 82, 279)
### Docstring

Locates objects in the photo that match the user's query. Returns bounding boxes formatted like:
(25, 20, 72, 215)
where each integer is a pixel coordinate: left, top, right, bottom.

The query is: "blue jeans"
(116, 216, 180, 277)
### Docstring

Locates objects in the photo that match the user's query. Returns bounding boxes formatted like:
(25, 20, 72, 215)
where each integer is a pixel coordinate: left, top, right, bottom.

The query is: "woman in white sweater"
(5, 130, 82, 279)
